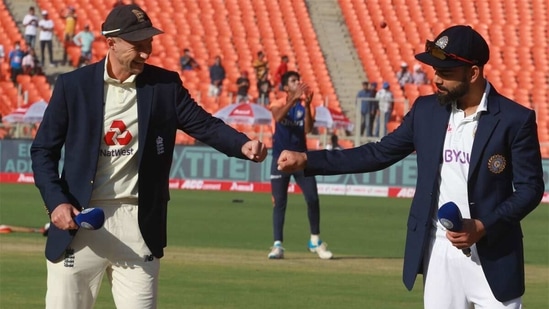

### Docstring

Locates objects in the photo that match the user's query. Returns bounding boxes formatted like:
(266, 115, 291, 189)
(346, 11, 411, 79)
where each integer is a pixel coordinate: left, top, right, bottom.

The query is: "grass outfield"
(0, 183, 547, 308)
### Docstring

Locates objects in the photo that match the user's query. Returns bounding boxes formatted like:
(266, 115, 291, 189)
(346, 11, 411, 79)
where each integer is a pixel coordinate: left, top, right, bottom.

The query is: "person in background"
(22, 48, 42, 75)
(252, 51, 269, 93)
(179, 48, 199, 71)
(396, 62, 412, 90)
(31, 5, 267, 309)
(374, 81, 394, 137)
(357, 81, 373, 137)
(257, 75, 272, 106)
(235, 70, 250, 103)
(412, 63, 429, 85)
(276, 25, 544, 309)
(8, 41, 24, 83)
(73, 24, 95, 67)
(267, 70, 333, 260)
(22, 6, 39, 49)
(208, 55, 226, 100)
(273, 55, 289, 91)
(367, 82, 379, 137)
(61, 6, 77, 66)
(38, 10, 55, 67)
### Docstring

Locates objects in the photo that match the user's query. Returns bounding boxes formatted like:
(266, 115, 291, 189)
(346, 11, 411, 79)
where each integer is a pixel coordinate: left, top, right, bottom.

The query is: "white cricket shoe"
(268, 243, 284, 259)
(308, 240, 333, 260)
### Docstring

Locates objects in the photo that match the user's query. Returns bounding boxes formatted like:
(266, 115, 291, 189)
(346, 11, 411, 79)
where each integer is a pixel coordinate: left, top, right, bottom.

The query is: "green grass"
(0, 184, 547, 308)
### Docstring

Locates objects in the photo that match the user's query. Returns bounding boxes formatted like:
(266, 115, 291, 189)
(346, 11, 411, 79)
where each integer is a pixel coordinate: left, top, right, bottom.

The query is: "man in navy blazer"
(31, 4, 267, 309)
(277, 25, 544, 308)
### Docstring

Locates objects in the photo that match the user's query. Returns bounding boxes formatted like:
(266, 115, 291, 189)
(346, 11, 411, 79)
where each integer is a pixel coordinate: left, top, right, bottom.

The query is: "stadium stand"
(0, 1, 52, 118)
(0, 1, 547, 156)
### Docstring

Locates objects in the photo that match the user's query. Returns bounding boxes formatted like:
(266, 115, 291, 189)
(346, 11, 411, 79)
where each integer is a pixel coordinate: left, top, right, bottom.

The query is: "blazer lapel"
(429, 103, 452, 166)
(468, 87, 501, 180)
(87, 59, 107, 148)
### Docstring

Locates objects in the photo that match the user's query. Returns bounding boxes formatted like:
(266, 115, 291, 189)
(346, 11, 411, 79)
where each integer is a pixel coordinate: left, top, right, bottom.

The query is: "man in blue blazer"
(277, 25, 544, 308)
(31, 4, 267, 309)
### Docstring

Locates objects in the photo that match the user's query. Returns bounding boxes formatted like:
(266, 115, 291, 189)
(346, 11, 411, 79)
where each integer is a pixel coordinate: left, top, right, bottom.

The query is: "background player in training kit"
(267, 71, 333, 260)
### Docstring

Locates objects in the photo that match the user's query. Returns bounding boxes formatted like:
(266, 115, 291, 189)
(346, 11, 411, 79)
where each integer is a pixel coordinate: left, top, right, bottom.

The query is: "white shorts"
(423, 228, 521, 309)
(45, 201, 160, 309)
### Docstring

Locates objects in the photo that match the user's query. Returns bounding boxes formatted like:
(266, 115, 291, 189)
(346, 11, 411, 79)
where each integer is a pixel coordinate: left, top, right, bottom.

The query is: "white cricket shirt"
(435, 82, 491, 230)
(90, 54, 139, 202)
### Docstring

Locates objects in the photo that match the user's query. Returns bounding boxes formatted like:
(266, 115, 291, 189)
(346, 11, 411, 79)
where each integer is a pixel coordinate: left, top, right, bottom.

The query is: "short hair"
(281, 71, 300, 87)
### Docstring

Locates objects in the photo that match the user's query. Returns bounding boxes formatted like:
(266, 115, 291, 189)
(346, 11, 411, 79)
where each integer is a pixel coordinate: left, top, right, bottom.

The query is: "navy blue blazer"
(31, 59, 250, 262)
(305, 86, 544, 302)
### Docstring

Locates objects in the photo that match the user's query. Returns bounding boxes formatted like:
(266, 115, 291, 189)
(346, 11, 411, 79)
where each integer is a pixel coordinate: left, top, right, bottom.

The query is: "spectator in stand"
(396, 62, 413, 90)
(113, 0, 125, 7)
(61, 6, 77, 66)
(73, 24, 95, 67)
(366, 82, 379, 137)
(38, 10, 55, 67)
(374, 82, 394, 137)
(179, 48, 199, 71)
(22, 6, 39, 49)
(357, 81, 373, 137)
(412, 63, 429, 85)
(8, 41, 24, 83)
(273, 55, 289, 91)
(236, 70, 250, 103)
(22, 48, 42, 75)
(252, 51, 269, 93)
(257, 76, 272, 106)
(208, 55, 225, 100)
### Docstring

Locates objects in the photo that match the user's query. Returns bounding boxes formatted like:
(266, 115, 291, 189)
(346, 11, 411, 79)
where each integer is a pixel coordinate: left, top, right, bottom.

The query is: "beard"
(436, 78, 469, 106)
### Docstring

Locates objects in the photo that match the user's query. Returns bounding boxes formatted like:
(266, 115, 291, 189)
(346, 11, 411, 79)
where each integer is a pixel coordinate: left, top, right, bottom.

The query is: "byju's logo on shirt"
(104, 120, 133, 146)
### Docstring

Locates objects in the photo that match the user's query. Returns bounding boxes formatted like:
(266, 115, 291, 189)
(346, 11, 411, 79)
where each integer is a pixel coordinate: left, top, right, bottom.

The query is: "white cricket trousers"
(45, 201, 160, 309)
(423, 228, 521, 309)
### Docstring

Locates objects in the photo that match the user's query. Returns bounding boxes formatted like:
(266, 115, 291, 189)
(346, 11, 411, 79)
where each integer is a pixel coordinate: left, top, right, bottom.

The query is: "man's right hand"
(50, 203, 80, 230)
(277, 150, 308, 172)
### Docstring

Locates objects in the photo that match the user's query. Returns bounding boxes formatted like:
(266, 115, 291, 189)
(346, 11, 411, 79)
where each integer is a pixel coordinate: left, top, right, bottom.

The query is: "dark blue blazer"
(305, 86, 544, 302)
(31, 59, 250, 262)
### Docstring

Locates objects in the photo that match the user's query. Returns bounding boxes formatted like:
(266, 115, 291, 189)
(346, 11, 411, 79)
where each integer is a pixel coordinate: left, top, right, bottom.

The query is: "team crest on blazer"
(487, 154, 506, 174)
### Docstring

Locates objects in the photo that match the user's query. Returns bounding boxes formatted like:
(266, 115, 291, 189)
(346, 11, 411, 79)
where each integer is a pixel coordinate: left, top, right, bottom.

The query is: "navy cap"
(415, 25, 489, 68)
(102, 4, 163, 41)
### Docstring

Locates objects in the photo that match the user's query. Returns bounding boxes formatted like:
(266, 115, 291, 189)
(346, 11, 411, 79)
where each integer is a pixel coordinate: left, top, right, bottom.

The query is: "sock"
(274, 240, 282, 247)
(310, 235, 320, 245)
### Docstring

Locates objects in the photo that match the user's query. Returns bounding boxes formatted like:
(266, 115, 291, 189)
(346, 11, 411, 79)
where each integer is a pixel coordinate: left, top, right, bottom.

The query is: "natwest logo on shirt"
(104, 120, 133, 146)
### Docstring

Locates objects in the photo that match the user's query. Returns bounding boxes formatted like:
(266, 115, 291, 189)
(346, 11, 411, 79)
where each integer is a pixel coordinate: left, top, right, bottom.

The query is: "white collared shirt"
(436, 82, 491, 229)
(90, 53, 140, 202)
